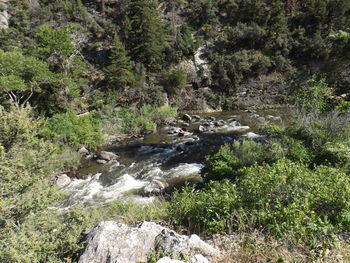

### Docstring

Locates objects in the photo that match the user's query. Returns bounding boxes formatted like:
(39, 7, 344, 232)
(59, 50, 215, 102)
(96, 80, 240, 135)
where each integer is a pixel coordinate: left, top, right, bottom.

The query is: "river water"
(61, 108, 291, 208)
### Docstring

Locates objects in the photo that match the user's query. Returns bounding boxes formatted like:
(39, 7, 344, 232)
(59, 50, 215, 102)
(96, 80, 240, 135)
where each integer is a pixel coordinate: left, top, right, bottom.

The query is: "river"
(61, 108, 291, 208)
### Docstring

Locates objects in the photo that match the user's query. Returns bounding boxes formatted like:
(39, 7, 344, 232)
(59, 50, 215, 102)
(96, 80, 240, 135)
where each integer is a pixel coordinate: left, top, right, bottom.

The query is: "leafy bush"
(114, 105, 177, 134)
(239, 160, 350, 243)
(203, 138, 311, 181)
(161, 69, 187, 96)
(288, 110, 350, 150)
(289, 76, 332, 113)
(168, 180, 238, 235)
(0, 208, 96, 263)
(107, 199, 169, 224)
(171, 159, 350, 247)
(0, 105, 41, 150)
(44, 112, 105, 149)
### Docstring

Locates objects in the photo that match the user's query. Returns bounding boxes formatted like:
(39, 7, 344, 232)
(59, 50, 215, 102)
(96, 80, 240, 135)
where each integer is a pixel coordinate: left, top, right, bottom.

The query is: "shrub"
(238, 160, 350, 244)
(115, 108, 156, 134)
(288, 75, 332, 113)
(168, 180, 238, 235)
(171, 159, 350, 247)
(288, 110, 350, 150)
(114, 105, 177, 134)
(161, 69, 187, 96)
(44, 112, 105, 149)
(0, 105, 42, 150)
(0, 208, 96, 263)
(107, 199, 169, 224)
(202, 139, 295, 181)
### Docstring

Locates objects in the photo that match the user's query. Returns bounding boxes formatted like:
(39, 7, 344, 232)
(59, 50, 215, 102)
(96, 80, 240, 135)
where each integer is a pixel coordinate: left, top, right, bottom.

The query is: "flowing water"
(61, 108, 291, 208)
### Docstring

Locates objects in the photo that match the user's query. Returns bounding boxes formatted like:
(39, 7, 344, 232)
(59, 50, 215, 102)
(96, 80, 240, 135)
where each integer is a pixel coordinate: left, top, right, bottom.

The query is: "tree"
(0, 50, 50, 110)
(36, 27, 74, 73)
(0, 50, 79, 113)
(105, 36, 135, 89)
(126, 0, 168, 70)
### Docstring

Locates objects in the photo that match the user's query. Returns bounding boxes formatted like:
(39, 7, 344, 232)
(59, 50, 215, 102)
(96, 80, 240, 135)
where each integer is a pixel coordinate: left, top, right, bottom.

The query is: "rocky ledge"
(78, 221, 221, 263)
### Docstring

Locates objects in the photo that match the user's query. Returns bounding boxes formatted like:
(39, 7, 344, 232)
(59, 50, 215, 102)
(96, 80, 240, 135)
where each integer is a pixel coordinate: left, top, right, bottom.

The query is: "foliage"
(203, 138, 311, 181)
(239, 160, 350, 244)
(171, 159, 350, 246)
(36, 27, 74, 61)
(113, 105, 177, 134)
(288, 110, 350, 151)
(105, 36, 135, 90)
(107, 199, 169, 225)
(44, 112, 105, 149)
(169, 180, 238, 235)
(288, 75, 332, 113)
(161, 69, 187, 96)
(126, 0, 168, 70)
(0, 105, 41, 150)
(0, 208, 96, 263)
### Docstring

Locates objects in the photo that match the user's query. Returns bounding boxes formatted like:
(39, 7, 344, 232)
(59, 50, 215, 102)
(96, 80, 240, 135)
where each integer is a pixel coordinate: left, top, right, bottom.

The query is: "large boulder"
(79, 221, 163, 263)
(78, 221, 221, 263)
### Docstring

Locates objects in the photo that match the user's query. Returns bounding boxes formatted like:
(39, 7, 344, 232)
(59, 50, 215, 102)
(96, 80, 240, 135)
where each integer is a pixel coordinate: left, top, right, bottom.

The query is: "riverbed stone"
(190, 254, 209, 263)
(192, 115, 201, 120)
(214, 120, 225, 127)
(143, 180, 168, 196)
(96, 159, 107, 164)
(78, 221, 220, 263)
(78, 146, 90, 155)
(178, 131, 192, 137)
(197, 125, 206, 133)
(54, 174, 71, 188)
(99, 151, 119, 161)
(182, 114, 192, 122)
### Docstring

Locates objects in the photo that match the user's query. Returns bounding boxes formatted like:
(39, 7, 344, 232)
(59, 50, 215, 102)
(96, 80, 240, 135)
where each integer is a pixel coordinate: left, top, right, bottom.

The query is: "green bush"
(171, 159, 350, 246)
(203, 138, 309, 181)
(161, 69, 187, 96)
(107, 199, 169, 224)
(168, 180, 238, 235)
(288, 110, 350, 151)
(239, 160, 350, 243)
(289, 76, 332, 113)
(0, 208, 96, 263)
(44, 112, 105, 149)
(114, 105, 177, 134)
(0, 105, 41, 150)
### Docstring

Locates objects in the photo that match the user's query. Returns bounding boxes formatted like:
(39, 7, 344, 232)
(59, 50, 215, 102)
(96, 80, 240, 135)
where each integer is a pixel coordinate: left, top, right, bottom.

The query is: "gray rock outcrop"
(78, 221, 221, 263)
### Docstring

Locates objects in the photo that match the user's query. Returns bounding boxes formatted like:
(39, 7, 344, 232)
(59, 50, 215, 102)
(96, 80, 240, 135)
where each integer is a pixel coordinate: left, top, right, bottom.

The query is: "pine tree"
(106, 36, 135, 89)
(126, 0, 168, 70)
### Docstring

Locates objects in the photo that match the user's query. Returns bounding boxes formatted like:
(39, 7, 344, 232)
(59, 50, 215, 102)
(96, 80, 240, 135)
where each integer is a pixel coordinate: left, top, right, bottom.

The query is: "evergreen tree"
(126, 0, 168, 70)
(105, 36, 135, 89)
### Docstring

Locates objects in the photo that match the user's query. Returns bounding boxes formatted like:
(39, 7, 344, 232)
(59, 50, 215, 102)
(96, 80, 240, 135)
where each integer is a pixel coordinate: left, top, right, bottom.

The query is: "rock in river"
(54, 174, 71, 188)
(143, 180, 168, 196)
(182, 114, 192, 122)
(99, 151, 119, 161)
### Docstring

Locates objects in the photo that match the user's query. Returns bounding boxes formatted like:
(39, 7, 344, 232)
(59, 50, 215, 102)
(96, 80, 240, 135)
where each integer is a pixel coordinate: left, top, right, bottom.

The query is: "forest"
(1, 0, 350, 262)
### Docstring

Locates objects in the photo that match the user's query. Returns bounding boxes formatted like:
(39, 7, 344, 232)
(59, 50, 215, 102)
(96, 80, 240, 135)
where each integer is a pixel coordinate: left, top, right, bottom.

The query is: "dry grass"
(210, 232, 350, 263)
